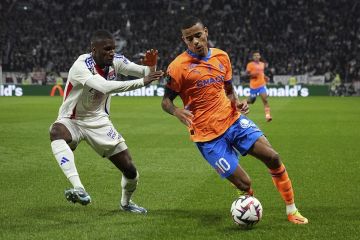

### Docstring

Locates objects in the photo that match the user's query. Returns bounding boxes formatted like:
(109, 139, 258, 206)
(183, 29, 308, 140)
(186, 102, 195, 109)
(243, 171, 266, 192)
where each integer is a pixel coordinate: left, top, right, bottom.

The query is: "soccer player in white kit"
(49, 30, 163, 214)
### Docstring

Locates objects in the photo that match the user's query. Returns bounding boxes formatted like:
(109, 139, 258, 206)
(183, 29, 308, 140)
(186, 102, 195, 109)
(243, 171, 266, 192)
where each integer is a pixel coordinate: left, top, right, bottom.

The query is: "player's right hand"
(141, 49, 158, 66)
(143, 70, 164, 85)
(237, 100, 250, 115)
(174, 108, 194, 127)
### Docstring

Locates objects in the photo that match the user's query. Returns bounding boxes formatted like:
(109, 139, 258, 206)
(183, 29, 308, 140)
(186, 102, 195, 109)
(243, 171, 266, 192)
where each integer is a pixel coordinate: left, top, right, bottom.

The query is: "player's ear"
(204, 27, 208, 37)
(181, 35, 186, 44)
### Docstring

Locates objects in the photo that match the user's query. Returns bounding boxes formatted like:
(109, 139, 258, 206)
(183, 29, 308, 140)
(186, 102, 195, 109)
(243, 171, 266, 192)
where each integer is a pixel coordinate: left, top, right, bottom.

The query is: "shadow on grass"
(147, 208, 224, 225)
(17, 206, 225, 228)
(9, 204, 345, 235)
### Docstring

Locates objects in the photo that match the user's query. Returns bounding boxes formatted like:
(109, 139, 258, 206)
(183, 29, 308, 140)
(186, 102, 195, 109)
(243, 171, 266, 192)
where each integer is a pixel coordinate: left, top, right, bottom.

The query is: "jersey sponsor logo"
(114, 54, 129, 64)
(196, 75, 224, 88)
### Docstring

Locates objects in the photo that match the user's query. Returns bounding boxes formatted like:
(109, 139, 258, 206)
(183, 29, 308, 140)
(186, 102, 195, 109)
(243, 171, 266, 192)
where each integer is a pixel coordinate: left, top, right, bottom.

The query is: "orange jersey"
(246, 61, 266, 89)
(166, 48, 240, 142)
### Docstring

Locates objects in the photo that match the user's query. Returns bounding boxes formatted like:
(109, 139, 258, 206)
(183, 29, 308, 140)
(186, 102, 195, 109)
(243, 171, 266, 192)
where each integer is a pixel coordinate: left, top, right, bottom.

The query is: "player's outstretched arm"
(224, 81, 249, 115)
(143, 70, 164, 85)
(161, 87, 193, 127)
(85, 71, 163, 94)
(115, 49, 158, 78)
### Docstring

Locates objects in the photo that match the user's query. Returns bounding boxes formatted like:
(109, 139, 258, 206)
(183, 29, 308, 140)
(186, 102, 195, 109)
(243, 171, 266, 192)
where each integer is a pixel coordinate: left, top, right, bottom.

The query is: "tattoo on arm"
(161, 87, 179, 115)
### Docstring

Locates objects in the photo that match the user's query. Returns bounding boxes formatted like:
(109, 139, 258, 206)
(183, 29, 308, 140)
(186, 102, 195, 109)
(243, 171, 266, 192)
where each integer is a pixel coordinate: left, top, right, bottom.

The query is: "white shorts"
(51, 117, 127, 158)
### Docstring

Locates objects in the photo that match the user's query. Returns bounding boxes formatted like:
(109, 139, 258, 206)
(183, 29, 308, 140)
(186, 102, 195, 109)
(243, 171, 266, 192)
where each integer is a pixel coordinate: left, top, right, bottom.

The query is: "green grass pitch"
(0, 96, 359, 240)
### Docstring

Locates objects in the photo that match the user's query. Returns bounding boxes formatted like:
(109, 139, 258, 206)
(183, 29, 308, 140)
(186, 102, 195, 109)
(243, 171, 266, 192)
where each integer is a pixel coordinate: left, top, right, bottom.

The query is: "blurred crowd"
(1, 0, 359, 85)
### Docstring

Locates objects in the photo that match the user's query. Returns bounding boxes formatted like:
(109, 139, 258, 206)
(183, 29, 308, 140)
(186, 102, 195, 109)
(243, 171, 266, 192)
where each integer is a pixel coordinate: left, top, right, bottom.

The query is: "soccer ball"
(230, 195, 263, 227)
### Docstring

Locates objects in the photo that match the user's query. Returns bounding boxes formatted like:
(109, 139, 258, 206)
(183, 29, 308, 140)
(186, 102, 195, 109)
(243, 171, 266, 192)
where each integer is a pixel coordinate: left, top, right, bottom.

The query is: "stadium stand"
(1, 0, 359, 88)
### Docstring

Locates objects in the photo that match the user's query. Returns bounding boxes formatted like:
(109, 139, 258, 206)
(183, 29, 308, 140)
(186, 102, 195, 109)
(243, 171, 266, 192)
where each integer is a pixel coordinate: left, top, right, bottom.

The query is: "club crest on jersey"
(189, 63, 199, 69)
(188, 63, 201, 75)
(219, 63, 224, 71)
(107, 70, 116, 80)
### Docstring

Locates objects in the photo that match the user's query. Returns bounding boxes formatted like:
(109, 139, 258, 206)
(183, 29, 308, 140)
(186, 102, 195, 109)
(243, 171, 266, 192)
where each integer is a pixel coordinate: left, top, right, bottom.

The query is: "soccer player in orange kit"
(161, 16, 308, 224)
(246, 51, 272, 122)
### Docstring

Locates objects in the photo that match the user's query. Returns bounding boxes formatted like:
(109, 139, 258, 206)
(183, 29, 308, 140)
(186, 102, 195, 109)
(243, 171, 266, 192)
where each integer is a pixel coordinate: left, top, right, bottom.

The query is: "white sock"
(286, 203, 297, 215)
(120, 172, 139, 206)
(51, 139, 84, 190)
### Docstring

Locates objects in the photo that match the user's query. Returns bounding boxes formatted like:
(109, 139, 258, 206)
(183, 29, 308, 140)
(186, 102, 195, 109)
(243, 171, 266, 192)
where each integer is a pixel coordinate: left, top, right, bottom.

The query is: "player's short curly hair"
(90, 30, 113, 44)
(181, 16, 204, 30)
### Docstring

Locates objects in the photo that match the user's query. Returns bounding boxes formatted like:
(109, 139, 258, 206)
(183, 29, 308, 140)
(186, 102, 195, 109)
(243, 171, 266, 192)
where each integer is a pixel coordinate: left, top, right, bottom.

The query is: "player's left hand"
(141, 49, 158, 66)
(236, 100, 250, 115)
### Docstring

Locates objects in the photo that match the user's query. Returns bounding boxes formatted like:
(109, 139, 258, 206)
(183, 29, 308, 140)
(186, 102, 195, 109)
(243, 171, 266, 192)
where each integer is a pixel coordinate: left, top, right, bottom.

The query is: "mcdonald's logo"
(50, 85, 64, 96)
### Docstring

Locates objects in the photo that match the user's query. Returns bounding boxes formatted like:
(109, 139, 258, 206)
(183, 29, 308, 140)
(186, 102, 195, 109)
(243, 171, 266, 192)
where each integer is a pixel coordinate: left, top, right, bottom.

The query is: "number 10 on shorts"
(215, 158, 231, 174)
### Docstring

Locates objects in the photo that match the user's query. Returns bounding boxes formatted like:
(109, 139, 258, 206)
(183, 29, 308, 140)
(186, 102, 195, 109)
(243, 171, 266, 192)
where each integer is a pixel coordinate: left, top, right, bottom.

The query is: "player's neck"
(202, 48, 209, 57)
(92, 56, 107, 69)
(95, 62, 107, 70)
(186, 48, 211, 60)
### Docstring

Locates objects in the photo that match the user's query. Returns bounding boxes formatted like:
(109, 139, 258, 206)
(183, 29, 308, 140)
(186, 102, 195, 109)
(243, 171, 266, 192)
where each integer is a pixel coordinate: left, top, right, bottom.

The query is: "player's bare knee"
(49, 123, 71, 142)
(110, 150, 137, 179)
(269, 152, 282, 168)
(49, 125, 63, 141)
(271, 152, 280, 162)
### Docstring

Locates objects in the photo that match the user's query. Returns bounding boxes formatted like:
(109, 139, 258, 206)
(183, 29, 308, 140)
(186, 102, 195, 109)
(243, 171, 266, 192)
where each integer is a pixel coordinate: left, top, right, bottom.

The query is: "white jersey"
(57, 53, 149, 123)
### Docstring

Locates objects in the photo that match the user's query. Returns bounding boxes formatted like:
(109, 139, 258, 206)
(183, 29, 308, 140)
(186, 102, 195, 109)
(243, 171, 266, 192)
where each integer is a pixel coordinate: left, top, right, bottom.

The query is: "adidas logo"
(60, 157, 70, 165)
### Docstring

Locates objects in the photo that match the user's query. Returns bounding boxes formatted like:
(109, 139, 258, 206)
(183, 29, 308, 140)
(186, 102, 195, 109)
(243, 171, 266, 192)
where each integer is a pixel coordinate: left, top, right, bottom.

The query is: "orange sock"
(269, 164, 294, 205)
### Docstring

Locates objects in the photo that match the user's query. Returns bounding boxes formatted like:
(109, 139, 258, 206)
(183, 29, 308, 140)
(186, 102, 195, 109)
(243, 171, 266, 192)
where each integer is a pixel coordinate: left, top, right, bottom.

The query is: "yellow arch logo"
(50, 85, 64, 96)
